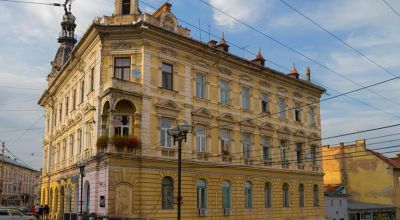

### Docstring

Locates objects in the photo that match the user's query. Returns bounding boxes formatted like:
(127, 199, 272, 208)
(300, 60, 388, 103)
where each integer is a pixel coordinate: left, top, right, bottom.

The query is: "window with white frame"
(261, 93, 269, 113)
(242, 87, 250, 110)
(72, 89, 76, 111)
(114, 57, 131, 81)
(114, 115, 131, 137)
(80, 80, 85, 104)
(283, 183, 289, 208)
(196, 74, 206, 99)
(220, 129, 230, 153)
(197, 180, 207, 210)
(265, 182, 272, 208)
(313, 185, 319, 207)
(262, 136, 270, 161)
(220, 80, 230, 104)
(242, 133, 251, 160)
(222, 181, 231, 209)
(244, 182, 253, 208)
(311, 145, 317, 165)
(299, 184, 305, 208)
(195, 126, 206, 152)
(90, 67, 95, 92)
(279, 98, 286, 119)
(160, 119, 172, 148)
(65, 97, 69, 116)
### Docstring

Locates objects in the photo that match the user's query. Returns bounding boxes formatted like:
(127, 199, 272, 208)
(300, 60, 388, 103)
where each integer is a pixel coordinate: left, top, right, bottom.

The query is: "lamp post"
(77, 163, 85, 220)
(167, 123, 191, 220)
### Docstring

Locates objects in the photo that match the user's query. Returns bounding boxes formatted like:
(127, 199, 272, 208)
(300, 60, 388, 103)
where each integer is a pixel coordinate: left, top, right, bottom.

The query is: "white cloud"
(208, 0, 270, 30)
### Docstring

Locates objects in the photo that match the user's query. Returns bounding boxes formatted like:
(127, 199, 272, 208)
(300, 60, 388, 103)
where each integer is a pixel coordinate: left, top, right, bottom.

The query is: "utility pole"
(0, 142, 4, 206)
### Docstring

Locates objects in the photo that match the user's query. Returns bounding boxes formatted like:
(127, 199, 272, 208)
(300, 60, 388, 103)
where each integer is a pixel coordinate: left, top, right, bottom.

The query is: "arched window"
(313, 184, 319, 207)
(162, 177, 174, 209)
(122, 0, 130, 15)
(222, 181, 231, 209)
(299, 184, 305, 208)
(84, 181, 90, 213)
(66, 186, 72, 213)
(197, 180, 207, 209)
(265, 182, 272, 208)
(283, 183, 289, 208)
(244, 182, 253, 208)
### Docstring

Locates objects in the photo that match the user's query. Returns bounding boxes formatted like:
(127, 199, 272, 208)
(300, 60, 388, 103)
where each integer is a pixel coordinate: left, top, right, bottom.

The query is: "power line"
(0, 0, 63, 6)
(382, 0, 400, 18)
(197, 0, 400, 109)
(279, 0, 399, 79)
(0, 84, 43, 91)
(0, 128, 43, 134)
(8, 115, 44, 147)
(139, 0, 400, 120)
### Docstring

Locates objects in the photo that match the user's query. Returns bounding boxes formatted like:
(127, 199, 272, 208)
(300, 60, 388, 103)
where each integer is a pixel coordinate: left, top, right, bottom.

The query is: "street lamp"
(76, 162, 85, 220)
(167, 123, 191, 220)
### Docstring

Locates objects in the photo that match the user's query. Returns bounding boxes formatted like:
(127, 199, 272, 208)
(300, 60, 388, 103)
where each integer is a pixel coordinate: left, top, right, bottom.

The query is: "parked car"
(0, 208, 37, 220)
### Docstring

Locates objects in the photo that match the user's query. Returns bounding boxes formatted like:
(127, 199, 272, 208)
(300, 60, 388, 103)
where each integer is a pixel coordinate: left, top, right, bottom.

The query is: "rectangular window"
(296, 143, 303, 163)
(261, 93, 269, 113)
(280, 140, 288, 163)
(220, 129, 230, 153)
(309, 107, 316, 125)
(90, 67, 95, 91)
(59, 103, 62, 122)
(160, 119, 172, 148)
(85, 123, 92, 149)
(114, 57, 131, 81)
(262, 136, 270, 160)
(295, 102, 301, 122)
(162, 63, 173, 90)
(222, 183, 231, 209)
(220, 80, 230, 104)
(311, 145, 317, 165)
(241, 87, 250, 110)
(69, 134, 74, 158)
(62, 139, 67, 161)
(242, 133, 251, 160)
(72, 89, 76, 111)
(80, 81, 85, 103)
(196, 74, 206, 99)
(195, 126, 206, 152)
(279, 98, 286, 119)
(114, 115, 130, 137)
(77, 129, 83, 154)
(65, 97, 69, 116)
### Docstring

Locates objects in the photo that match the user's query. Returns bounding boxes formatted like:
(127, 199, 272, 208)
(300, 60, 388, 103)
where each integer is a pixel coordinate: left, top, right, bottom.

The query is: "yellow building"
(323, 140, 400, 220)
(0, 155, 41, 207)
(39, 1, 326, 219)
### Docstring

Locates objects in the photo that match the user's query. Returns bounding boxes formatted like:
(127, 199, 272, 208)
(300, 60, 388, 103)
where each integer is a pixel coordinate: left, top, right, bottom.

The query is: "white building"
(325, 185, 349, 220)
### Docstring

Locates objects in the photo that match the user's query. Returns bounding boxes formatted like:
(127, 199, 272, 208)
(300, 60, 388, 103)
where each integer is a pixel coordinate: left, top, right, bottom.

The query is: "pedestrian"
(44, 204, 50, 220)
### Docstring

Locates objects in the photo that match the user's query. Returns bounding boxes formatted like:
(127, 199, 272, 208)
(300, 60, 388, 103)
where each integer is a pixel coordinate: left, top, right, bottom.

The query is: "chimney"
(397, 154, 400, 159)
(306, 66, 311, 82)
(288, 64, 299, 79)
(207, 40, 217, 48)
(215, 32, 229, 52)
(356, 140, 366, 151)
(251, 49, 266, 66)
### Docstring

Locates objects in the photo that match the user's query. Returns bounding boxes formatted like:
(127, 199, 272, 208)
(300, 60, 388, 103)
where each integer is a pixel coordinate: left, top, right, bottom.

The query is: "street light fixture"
(167, 122, 191, 220)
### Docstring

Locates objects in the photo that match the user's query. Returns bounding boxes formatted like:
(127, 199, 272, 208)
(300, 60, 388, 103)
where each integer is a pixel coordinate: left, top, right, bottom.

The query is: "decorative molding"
(112, 41, 134, 50)
(277, 87, 288, 93)
(293, 92, 303, 98)
(218, 67, 232, 76)
(240, 75, 251, 81)
(160, 47, 177, 58)
(155, 100, 180, 118)
(260, 81, 271, 88)
(195, 60, 210, 68)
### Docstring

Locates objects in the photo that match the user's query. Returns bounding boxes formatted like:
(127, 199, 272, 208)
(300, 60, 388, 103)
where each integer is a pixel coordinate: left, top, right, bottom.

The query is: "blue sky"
(0, 0, 399, 169)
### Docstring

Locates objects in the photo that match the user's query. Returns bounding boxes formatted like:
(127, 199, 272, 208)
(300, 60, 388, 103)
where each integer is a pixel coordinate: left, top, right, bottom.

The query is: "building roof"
(368, 150, 400, 169)
(1, 155, 39, 172)
(348, 200, 396, 212)
(324, 184, 348, 197)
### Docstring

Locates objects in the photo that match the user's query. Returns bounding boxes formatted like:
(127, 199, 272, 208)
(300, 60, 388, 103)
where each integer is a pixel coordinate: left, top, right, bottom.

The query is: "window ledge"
(159, 87, 178, 94)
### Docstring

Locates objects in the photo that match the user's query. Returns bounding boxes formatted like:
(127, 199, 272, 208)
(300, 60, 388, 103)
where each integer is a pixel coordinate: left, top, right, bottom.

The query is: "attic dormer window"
(122, 0, 130, 15)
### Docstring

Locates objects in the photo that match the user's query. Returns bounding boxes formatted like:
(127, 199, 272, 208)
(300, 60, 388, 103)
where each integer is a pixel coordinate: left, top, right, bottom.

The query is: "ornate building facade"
(39, 1, 326, 219)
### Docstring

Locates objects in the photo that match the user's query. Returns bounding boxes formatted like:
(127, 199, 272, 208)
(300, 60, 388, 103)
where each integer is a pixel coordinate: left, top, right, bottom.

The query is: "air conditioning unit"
(198, 208, 207, 216)
(223, 208, 231, 216)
